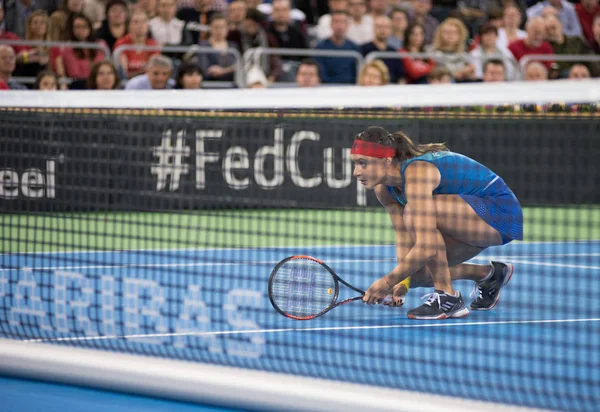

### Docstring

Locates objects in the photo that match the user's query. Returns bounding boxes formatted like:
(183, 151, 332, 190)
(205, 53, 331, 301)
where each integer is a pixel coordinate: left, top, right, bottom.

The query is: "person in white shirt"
(149, 0, 190, 45)
(316, 0, 349, 40)
(526, 0, 583, 38)
(347, 0, 373, 45)
(470, 23, 516, 80)
(125, 54, 176, 89)
(497, 5, 527, 49)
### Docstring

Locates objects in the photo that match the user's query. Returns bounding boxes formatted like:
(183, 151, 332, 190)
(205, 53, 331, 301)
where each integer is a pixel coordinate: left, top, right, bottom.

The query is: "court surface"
(1, 241, 599, 411)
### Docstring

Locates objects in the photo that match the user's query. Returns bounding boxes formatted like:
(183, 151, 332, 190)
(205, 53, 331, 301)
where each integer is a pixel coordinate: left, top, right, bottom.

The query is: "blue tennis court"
(1, 241, 599, 411)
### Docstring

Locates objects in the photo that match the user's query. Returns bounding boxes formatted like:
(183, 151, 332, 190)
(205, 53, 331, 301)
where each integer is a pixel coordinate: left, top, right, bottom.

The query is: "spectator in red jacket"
(400, 23, 435, 84)
(508, 16, 554, 70)
(575, 0, 600, 46)
(54, 13, 107, 89)
(114, 10, 160, 79)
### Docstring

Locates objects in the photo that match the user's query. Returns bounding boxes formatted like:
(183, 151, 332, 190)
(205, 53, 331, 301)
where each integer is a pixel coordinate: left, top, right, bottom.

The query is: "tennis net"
(1, 81, 599, 412)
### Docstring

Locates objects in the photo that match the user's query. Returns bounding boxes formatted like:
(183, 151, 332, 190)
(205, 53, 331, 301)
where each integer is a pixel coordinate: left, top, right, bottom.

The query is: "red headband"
(350, 140, 395, 158)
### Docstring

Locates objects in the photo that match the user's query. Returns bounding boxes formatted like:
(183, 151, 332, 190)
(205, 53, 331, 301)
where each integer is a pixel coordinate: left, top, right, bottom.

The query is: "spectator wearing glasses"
(87, 60, 121, 89)
(0, 44, 27, 89)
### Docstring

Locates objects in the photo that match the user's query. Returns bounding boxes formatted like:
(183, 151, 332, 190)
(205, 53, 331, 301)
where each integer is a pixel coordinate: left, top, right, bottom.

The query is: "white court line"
(0, 244, 394, 256)
(23, 317, 600, 344)
(0, 258, 397, 272)
(3, 239, 599, 256)
(4, 256, 599, 272)
(488, 253, 600, 258)
(470, 257, 600, 270)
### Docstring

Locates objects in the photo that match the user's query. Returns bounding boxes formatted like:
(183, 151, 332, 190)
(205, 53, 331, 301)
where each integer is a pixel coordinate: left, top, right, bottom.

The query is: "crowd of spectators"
(1, 0, 599, 90)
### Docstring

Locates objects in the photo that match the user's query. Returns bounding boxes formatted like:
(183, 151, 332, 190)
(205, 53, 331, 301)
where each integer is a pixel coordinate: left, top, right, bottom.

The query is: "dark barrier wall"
(1, 109, 599, 212)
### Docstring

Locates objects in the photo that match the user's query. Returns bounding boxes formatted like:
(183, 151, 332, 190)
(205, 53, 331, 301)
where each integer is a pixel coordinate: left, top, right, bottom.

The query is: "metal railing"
(3, 38, 599, 88)
(243, 47, 364, 87)
(364, 50, 520, 81)
(519, 54, 600, 78)
(0, 39, 111, 57)
(112, 44, 244, 89)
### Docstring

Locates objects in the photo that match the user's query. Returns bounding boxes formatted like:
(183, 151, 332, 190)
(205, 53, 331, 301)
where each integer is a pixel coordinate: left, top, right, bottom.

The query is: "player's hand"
(384, 282, 408, 307)
(363, 277, 393, 305)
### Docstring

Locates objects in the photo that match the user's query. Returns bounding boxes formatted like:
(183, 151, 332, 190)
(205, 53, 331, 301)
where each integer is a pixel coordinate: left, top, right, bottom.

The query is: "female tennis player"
(352, 126, 523, 320)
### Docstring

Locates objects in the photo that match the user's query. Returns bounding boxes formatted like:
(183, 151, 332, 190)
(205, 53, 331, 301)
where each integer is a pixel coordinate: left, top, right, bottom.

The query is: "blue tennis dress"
(386, 151, 523, 244)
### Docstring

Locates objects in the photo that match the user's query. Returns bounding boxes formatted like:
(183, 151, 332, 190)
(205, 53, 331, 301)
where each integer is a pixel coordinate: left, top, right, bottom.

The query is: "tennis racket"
(268, 255, 366, 320)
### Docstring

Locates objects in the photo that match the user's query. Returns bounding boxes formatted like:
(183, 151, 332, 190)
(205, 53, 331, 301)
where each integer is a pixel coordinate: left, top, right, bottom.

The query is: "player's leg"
(408, 234, 490, 288)
(433, 194, 514, 311)
(433, 194, 503, 247)
(401, 203, 470, 319)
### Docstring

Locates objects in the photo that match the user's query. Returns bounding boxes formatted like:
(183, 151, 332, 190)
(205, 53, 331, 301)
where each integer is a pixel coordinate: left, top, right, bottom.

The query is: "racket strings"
(271, 260, 336, 317)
